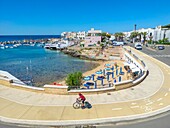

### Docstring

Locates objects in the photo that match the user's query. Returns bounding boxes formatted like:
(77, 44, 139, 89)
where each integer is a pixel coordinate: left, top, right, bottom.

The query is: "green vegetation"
(148, 38, 170, 45)
(162, 24, 170, 28)
(114, 32, 124, 41)
(66, 72, 83, 90)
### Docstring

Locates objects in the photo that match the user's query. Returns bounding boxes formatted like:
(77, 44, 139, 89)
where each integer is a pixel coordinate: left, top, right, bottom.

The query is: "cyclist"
(77, 93, 86, 108)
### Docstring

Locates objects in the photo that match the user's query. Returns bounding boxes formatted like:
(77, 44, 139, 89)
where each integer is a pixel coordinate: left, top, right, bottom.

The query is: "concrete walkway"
(0, 47, 170, 126)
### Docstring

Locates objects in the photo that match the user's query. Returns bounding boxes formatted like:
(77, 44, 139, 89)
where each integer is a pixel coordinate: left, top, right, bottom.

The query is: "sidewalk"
(0, 47, 170, 126)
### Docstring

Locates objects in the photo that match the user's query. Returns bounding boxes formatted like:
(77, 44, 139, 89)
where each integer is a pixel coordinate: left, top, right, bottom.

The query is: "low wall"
(44, 85, 68, 95)
(0, 78, 11, 86)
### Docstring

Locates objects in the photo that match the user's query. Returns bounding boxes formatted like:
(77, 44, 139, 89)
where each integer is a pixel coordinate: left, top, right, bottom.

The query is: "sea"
(0, 35, 99, 86)
(0, 35, 60, 42)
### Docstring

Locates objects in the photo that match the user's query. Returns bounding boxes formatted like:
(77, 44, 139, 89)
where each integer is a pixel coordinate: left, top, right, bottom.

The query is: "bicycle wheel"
(73, 102, 80, 109)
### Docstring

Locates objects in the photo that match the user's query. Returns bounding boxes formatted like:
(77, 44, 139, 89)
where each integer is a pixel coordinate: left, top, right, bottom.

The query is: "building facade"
(85, 28, 102, 47)
(76, 31, 86, 40)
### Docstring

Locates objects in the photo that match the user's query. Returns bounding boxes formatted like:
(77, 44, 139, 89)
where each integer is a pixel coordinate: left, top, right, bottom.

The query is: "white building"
(88, 28, 102, 36)
(123, 25, 170, 42)
(76, 31, 86, 40)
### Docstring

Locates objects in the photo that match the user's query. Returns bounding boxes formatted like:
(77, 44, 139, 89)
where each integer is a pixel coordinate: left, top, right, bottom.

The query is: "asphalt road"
(98, 43, 170, 128)
(1, 44, 170, 128)
(129, 43, 170, 66)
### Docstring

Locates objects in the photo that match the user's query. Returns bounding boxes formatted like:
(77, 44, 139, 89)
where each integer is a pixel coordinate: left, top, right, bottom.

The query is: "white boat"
(10, 46, 13, 49)
(30, 44, 35, 46)
(0, 46, 5, 49)
(13, 44, 18, 47)
(44, 44, 51, 49)
(5, 46, 9, 48)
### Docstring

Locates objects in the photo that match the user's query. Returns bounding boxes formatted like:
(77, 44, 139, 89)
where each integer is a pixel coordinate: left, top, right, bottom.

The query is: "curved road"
(0, 45, 170, 128)
(97, 44, 170, 128)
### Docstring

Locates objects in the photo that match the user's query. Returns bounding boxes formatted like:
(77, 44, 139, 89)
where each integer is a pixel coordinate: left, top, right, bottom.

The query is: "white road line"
(112, 108, 122, 111)
(146, 102, 153, 105)
(131, 103, 137, 105)
(157, 98, 163, 101)
(159, 103, 163, 106)
(131, 106, 139, 108)
(165, 93, 168, 97)
(169, 88, 170, 91)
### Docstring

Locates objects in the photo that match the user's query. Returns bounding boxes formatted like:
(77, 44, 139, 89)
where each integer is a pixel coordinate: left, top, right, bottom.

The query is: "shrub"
(66, 72, 83, 90)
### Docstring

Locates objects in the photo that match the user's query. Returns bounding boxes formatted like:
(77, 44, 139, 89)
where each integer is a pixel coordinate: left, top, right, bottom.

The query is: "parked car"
(113, 41, 124, 46)
(158, 45, 165, 50)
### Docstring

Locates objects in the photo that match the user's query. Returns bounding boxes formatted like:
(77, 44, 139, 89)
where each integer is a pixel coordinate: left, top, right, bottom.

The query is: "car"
(112, 41, 124, 46)
(135, 44, 142, 50)
(158, 45, 165, 50)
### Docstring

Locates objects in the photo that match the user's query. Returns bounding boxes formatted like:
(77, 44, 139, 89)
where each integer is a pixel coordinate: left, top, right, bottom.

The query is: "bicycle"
(73, 98, 82, 109)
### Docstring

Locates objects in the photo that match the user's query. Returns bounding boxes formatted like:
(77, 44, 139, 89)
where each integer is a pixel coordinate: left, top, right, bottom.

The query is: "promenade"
(0, 47, 170, 126)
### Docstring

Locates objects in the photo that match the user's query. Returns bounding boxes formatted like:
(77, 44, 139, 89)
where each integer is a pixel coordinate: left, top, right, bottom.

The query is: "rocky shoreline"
(61, 47, 108, 61)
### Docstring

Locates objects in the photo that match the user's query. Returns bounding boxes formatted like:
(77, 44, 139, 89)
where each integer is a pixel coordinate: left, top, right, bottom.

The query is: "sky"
(0, 0, 170, 35)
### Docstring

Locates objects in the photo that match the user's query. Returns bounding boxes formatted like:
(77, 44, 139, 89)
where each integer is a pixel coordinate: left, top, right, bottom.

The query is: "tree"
(66, 72, 83, 90)
(97, 41, 101, 45)
(101, 32, 107, 36)
(106, 33, 111, 38)
(141, 32, 147, 43)
(114, 32, 124, 41)
(130, 32, 139, 43)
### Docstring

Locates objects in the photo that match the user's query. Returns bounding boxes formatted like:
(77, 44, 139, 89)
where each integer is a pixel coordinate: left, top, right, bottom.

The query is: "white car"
(113, 41, 124, 46)
(135, 44, 142, 50)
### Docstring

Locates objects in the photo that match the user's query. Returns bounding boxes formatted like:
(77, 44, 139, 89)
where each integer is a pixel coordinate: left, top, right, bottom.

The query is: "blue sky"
(1, 0, 170, 35)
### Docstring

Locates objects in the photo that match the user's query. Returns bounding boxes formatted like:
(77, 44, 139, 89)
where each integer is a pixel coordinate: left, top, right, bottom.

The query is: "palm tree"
(141, 32, 147, 44)
(114, 32, 124, 41)
(130, 32, 138, 43)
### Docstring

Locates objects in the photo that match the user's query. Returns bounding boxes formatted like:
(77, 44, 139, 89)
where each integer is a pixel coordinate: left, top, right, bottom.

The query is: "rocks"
(61, 48, 106, 61)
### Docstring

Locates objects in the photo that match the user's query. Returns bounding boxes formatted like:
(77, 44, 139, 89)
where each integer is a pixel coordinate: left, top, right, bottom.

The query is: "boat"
(44, 44, 51, 49)
(5, 46, 9, 48)
(0, 46, 5, 49)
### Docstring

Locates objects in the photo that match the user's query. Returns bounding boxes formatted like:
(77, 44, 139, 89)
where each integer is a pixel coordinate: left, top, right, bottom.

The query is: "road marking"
(131, 103, 137, 105)
(112, 108, 122, 111)
(157, 98, 163, 101)
(169, 88, 170, 91)
(146, 102, 153, 105)
(159, 103, 163, 106)
(131, 106, 139, 108)
(165, 93, 168, 97)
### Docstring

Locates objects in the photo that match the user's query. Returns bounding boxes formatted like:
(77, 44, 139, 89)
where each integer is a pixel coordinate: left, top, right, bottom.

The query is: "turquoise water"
(0, 46, 98, 86)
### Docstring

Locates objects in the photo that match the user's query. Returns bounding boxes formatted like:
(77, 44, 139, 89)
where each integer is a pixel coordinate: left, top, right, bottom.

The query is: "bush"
(66, 72, 83, 90)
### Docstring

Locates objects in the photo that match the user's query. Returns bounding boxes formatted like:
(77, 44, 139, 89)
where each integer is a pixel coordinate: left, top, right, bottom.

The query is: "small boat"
(5, 46, 9, 48)
(0, 46, 5, 49)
